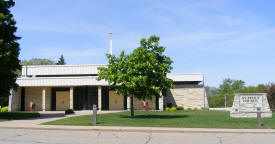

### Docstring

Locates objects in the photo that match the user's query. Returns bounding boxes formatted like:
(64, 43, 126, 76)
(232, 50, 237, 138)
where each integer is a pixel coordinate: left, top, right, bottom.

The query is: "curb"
(1, 126, 275, 134)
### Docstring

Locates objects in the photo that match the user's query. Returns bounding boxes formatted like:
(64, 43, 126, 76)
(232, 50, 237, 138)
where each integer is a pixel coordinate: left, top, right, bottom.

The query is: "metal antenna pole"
(203, 75, 205, 109)
(109, 32, 112, 55)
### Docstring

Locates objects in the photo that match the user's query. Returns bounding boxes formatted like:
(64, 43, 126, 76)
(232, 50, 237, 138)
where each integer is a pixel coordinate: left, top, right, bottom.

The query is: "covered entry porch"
(10, 65, 162, 112)
(15, 86, 107, 111)
(9, 86, 160, 112)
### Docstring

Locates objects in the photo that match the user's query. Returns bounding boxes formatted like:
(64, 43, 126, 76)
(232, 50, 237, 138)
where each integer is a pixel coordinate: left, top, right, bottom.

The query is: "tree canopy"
(207, 78, 271, 108)
(0, 0, 21, 101)
(267, 84, 275, 108)
(21, 58, 56, 65)
(97, 35, 174, 117)
(56, 54, 66, 65)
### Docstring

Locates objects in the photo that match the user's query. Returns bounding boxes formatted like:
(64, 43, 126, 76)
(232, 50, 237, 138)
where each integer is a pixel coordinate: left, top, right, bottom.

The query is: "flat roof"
(167, 73, 203, 82)
(18, 64, 203, 87)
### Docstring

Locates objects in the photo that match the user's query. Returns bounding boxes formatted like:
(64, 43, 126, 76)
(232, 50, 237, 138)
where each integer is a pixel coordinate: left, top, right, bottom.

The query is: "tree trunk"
(130, 97, 134, 118)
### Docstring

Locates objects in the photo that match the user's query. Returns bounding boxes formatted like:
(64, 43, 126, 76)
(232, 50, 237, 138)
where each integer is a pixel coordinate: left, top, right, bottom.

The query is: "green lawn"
(0, 111, 40, 122)
(43, 110, 275, 129)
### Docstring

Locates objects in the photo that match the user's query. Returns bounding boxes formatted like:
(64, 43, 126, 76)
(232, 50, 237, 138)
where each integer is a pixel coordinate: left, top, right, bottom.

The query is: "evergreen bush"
(65, 109, 74, 115)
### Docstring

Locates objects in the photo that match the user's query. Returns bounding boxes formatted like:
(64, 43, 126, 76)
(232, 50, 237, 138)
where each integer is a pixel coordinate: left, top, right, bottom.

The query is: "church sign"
(230, 93, 272, 118)
(239, 94, 263, 112)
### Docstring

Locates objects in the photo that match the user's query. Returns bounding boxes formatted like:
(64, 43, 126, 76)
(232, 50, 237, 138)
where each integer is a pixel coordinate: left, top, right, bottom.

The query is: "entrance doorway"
(56, 91, 70, 111)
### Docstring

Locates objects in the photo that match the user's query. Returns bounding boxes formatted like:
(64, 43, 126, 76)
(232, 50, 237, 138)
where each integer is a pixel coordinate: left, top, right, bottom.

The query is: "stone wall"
(10, 88, 21, 111)
(25, 87, 51, 111)
(164, 84, 208, 110)
(133, 96, 156, 110)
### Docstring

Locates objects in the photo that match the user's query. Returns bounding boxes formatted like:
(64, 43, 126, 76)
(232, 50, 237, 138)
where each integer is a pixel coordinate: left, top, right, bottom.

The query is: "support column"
(70, 87, 74, 109)
(159, 96, 164, 111)
(8, 89, 13, 112)
(127, 97, 131, 110)
(98, 86, 102, 111)
(42, 88, 46, 112)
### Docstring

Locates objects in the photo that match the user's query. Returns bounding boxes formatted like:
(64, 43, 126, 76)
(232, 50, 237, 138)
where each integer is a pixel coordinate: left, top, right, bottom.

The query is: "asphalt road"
(0, 128, 275, 144)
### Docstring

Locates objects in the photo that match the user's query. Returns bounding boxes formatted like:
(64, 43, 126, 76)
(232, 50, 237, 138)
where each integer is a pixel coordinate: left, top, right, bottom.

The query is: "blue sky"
(11, 0, 275, 87)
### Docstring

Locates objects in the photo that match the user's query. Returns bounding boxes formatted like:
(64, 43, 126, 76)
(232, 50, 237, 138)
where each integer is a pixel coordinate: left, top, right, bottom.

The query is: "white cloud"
(200, 27, 275, 54)
(38, 46, 106, 57)
(18, 21, 110, 37)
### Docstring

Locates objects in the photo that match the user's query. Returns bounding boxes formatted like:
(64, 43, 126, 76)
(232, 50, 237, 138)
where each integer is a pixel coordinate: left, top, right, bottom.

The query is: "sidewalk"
(2, 124, 275, 134)
(1, 111, 275, 134)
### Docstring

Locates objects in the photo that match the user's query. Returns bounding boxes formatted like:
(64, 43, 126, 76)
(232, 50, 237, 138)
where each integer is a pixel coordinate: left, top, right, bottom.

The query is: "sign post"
(257, 107, 262, 127)
(93, 104, 97, 125)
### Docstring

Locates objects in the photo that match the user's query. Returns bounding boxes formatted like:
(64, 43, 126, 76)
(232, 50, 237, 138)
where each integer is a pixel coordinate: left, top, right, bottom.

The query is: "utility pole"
(109, 32, 112, 55)
(225, 94, 227, 108)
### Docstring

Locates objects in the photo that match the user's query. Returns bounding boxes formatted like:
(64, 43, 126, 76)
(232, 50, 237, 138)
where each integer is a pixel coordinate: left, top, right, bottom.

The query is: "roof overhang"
(167, 73, 203, 82)
(21, 64, 107, 76)
(16, 76, 109, 87)
(16, 73, 204, 87)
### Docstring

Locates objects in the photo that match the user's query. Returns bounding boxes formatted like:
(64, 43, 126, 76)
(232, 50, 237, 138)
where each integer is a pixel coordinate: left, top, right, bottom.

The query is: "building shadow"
(163, 89, 177, 108)
(120, 114, 188, 119)
(26, 113, 65, 120)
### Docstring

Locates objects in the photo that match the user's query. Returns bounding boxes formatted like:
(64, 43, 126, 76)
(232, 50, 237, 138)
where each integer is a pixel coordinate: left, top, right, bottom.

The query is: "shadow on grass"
(27, 113, 65, 120)
(120, 114, 188, 119)
(0, 112, 40, 120)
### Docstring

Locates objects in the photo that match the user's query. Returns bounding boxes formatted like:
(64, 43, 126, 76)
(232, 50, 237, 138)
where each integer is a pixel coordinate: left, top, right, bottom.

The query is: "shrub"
(205, 108, 209, 111)
(193, 107, 198, 110)
(176, 106, 184, 110)
(170, 107, 177, 111)
(65, 109, 74, 115)
(187, 107, 192, 111)
(1, 106, 8, 112)
(165, 107, 170, 111)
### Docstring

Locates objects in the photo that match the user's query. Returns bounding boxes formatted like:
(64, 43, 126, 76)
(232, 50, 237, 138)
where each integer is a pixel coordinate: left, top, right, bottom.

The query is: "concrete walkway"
(1, 111, 275, 134)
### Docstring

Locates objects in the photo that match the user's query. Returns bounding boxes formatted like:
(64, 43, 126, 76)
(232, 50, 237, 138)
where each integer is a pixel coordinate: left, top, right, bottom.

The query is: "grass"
(43, 110, 275, 129)
(0, 111, 40, 122)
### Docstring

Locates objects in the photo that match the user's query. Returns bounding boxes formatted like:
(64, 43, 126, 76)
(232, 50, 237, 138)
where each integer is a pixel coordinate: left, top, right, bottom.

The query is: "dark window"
(20, 87, 25, 111)
(101, 87, 109, 110)
(173, 81, 200, 85)
(73, 86, 98, 110)
(34, 74, 98, 77)
(124, 95, 127, 110)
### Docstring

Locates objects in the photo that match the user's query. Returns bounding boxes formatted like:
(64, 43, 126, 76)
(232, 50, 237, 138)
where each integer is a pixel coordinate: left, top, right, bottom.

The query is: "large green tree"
(0, 0, 21, 105)
(267, 84, 275, 108)
(97, 35, 174, 117)
(208, 78, 245, 107)
(21, 58, 55, 65)
(56, 54, 66, 65)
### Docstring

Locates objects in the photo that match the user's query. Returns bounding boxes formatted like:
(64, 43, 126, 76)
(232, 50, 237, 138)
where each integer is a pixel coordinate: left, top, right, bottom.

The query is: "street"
(0, 129, 275, 144)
